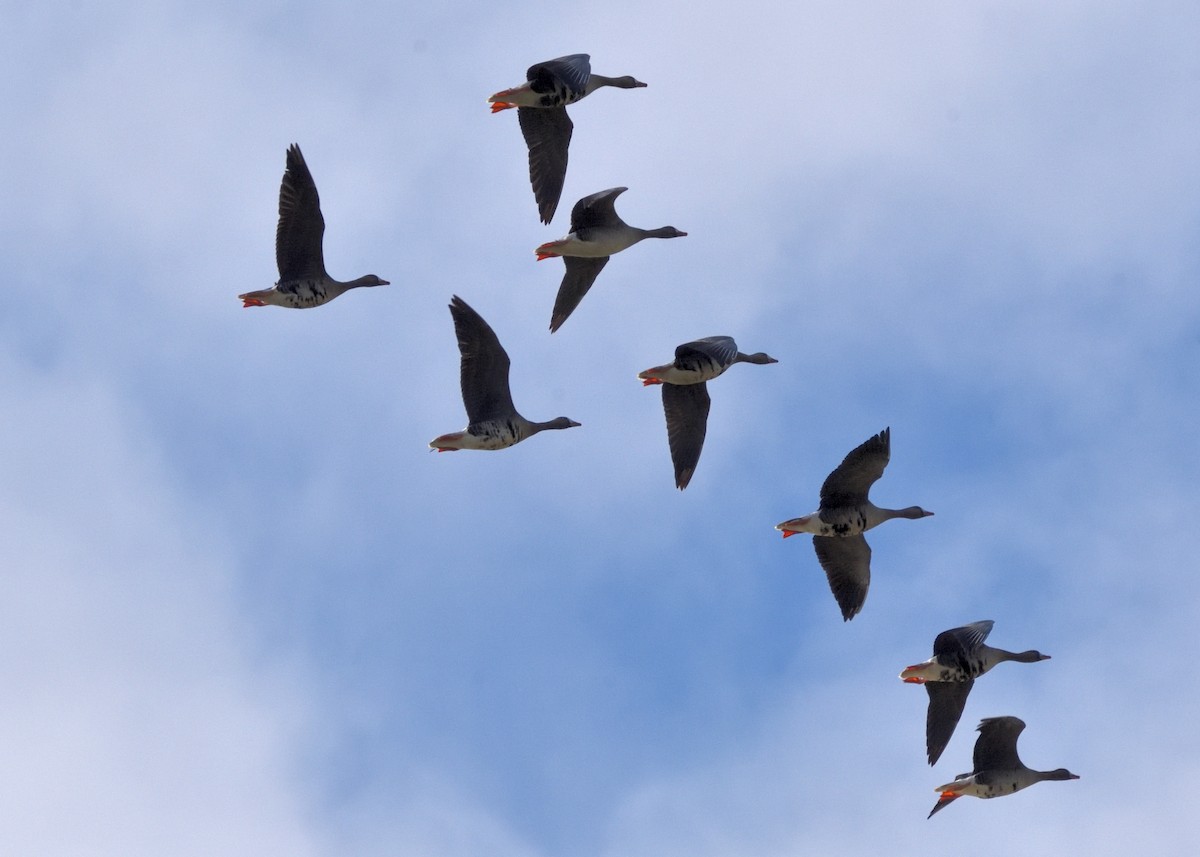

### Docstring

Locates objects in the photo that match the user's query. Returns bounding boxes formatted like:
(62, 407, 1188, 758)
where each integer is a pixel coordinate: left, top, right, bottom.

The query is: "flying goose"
(775, 428, 932, 620)
(489, 54, 647, 223)
(928, 716, 1079, 818)
(638, 336, 778, 489)
(239, 144, 389, 309)
(901, 621, 1051, 765)
(429, 296, 581, 451)
(536, 187, 686, 332)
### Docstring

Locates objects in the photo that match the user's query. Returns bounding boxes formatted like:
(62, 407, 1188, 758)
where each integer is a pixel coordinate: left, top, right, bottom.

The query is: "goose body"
(928, 716, 1079, 818)
(489, 54, 647, 223)
(536, 187, 686, 332)
(239, 144, 388, 309)
(775, 428, 932, 620)
(430, 296, 581, 452)
(638, 337, 778, 489)
(900, 621, 1051, 765)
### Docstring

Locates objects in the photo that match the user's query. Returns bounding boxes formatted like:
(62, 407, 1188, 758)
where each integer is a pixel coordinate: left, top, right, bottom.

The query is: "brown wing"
(819, 427, 891, 509)
(932, 620, 995, 662)
(673, 337, 738, 374)
(549, 256, 609, 332)
(569, 187, 627, 232)
(925, 680, 974, 766)
(276, 144, 326, 281)
(517, 107, 573, 224)
(448, 296, 516, 423)
(662, 382, 711, 490)
(973, 716, 1026, 773)
(812, 535, 872, 621)
(525, 54, 591, 97)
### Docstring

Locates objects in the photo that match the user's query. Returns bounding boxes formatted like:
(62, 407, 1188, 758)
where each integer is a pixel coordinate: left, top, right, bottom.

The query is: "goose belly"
(815, 509, 869, 536)
(968, 771, 1036, 799)
(775, 510, 866, 537)
(276, 278, 336, 308)
(656, 363, 725, 385)
(560, 229, 641, 257)
(901, 659, 971, 683)
(536, 85, 585, 108)
(467, 420, 525, 450)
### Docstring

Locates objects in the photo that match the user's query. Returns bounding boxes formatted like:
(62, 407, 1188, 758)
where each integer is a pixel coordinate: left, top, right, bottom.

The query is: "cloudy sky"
(4, 1, 1199, 854)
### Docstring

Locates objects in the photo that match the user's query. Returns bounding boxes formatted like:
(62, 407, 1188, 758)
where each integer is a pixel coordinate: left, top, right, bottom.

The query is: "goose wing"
(933, 620, 995, 664)
(526, 54, 591, 97)
(518, 107, 573, 224)
(674, 337, 738, 373)
(549, 256, 609, 332)
(812, 534, 872, 621)
(449, 296, 516, 423)
(820, 427, 891, 509)
(925, 680, 975, 766)
(662, 382, 711, 490)
(570, 186, 627, 232)
(276, 144, 326, 281)
(973, 716, 1026, 773)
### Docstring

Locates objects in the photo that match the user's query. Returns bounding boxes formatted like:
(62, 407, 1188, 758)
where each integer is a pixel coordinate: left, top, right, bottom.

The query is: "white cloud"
(5, 1, 1200, 855)
(0, 355, 320, 857)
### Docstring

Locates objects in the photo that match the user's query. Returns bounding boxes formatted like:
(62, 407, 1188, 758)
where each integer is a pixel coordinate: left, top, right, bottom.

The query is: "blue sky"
(4, 1, 1199, 854)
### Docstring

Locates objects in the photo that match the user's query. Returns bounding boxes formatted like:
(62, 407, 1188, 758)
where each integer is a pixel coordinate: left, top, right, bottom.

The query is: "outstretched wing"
(820, 427, 891, 509)
(663, 382, 711, 490)
(674, 336, 738, 375)
(276, 144, 325, 281)
(549, 256, 609, 332)
(925, 679, 974, 766)
(932, 620, 995, 664)
(448, 296, 515, 423)
(812, 535, 872, 621)
(569, 186, 627, 232)
(518, 107, 573, 224)
(973, 716, 1026, 773)
(526, 54, 591, 97)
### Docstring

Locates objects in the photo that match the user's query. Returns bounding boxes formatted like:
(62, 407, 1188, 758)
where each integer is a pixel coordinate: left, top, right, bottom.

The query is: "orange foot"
(781, 530, 799, 539)
(490, 102, 516, 113)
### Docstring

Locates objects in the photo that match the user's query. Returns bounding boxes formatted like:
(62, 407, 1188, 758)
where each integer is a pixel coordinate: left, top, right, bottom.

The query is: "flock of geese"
(236, 53, 1079, 820)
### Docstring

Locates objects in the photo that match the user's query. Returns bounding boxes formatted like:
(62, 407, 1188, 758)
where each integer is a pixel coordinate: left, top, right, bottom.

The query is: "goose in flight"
(536, 187, 686, 332)
(900, 621, 1051, 764)
(239, 144, 388, 309)
(928, 716, 1079, 818)
(775, 428, 932, 620)
(430, 296, 581, 451)
(489, 54, 647, 223)
(639, 336, 777, 489)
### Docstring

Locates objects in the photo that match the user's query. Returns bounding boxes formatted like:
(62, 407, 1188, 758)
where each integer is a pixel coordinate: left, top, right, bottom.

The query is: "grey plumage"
(905, 620, 1051, 765)
(493, 55, 646, 224)
(542, 187, 686, 332)
(276, 144, 325, 281)
(927, 716, 1079, 818)
(663, 382, 711, 490)
(452, 296, 517, 425)
(642, 336, 777, 490)
(239, 144, 389, 308)
(429, 297, 581, 451)
(776, 428, 933, 620)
